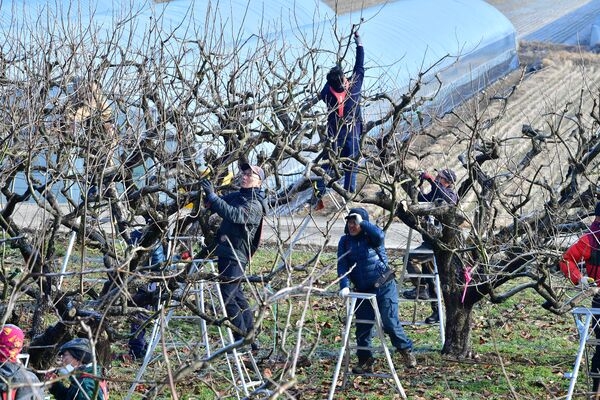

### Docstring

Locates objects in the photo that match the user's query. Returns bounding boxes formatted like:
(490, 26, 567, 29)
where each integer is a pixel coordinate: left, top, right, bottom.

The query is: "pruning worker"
(402, 168, 458, 324)
(559, 202, 600, 395)
(313, 31, 364, 210)
(47, 338, 108, 400)
(200, 163, 267, 348)
(0, 324, 44, 399)
(338, 208, 416, 373)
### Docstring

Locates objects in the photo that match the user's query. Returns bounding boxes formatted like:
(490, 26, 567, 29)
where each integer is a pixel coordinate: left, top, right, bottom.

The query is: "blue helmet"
(59, 338, 92, 356)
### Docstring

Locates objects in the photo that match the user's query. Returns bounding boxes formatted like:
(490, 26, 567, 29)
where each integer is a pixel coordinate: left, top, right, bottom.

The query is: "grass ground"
(92, 248, 589, 400)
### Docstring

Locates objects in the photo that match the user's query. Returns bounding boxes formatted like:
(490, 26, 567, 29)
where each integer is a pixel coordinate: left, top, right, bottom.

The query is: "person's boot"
(425, 310, 440, 324)
(397, 348, 417, 368)
(402, 286, 429, 300)
(352, 356, 375, 374)
(425, 302, 440, 324)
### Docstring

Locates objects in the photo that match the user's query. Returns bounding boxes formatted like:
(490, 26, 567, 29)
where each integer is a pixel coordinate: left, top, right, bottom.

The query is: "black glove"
(199, 179, 214, 197)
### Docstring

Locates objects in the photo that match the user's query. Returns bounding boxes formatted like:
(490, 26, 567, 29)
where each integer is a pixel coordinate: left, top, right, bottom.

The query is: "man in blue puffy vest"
(338, 207, 416, 373)
(313, 31, 364, 210)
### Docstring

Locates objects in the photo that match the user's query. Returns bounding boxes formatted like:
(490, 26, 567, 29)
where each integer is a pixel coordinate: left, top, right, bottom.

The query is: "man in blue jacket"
(200, 163, 266, 347)
(338, 207, 416, 373)
(313, 31, 364, 210)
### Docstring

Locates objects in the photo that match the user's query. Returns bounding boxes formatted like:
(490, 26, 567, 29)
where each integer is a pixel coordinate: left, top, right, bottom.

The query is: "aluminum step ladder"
(125, 231, 264, 399)
(328, 292, 407, 400)
(398, 229, 445, 346)
(566, 307, 600, 399)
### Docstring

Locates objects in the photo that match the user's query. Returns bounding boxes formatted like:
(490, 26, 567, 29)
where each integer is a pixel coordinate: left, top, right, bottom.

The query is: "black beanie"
(327, 66, 345, 92)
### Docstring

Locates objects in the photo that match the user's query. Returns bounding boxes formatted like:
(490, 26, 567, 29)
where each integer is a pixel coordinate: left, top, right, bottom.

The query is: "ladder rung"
(587, 339, 600, 346)
(348, 345, 387, 351)
(399, 298, 439, 303)
(402, 273, 437, 278)
(349, 372, 395, 379)
(354, 319, 377, 324)
(408, 248, 435, 255)
(401, 321, 440, 326)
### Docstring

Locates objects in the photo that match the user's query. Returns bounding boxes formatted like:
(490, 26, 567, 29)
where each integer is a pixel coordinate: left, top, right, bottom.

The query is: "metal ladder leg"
(124, 259, 211, 400)
(431, 256, 445, 345)
(568, 308, 599, 399)
(328, 292, 407, 400)
(207, 262, 264, 398)
(328, 295, 357, 400)
(399, 235, 445, 347)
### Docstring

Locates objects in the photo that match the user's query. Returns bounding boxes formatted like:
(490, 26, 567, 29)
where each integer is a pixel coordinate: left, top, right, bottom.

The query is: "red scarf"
(329, 81, 350, 117)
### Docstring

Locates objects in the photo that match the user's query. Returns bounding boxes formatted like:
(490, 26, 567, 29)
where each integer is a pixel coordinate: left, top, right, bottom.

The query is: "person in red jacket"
(559, 202, 600, 393)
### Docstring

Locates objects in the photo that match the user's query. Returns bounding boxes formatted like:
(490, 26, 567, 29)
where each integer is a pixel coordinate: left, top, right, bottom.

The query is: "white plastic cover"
(2, 0, 517, 115)
(1, 0, 518, 193)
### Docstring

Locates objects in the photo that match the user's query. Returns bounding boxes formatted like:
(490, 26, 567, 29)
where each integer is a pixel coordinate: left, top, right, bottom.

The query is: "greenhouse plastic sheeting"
(1, 0, 517, 117)
(0, 0, 518, 191)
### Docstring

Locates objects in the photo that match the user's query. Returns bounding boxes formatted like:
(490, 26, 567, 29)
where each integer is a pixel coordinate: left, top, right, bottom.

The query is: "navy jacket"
(206, 187, 265, 266)
(418, 180, 458, 205)
(337, 220, 389, 292)
(320, 44, 364, 150)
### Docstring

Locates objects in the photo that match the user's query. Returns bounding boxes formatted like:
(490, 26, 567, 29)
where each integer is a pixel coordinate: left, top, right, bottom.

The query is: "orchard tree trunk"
(442, 298, 474, 358)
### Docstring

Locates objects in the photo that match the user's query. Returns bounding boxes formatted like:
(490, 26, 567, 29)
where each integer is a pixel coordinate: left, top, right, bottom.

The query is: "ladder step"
(349, 372, 396, 379)
(348, 345, 388, 351)
(399, 298, 439, 303)
(587, 339, 600, 346)
(401, 321, 440, 326)
(402, 273, 437, 279)
(354, 319, 378, 324)
(408, 248, 435, 255)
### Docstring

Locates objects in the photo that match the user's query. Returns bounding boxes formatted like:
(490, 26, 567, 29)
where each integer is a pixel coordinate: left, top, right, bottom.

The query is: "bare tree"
(1, 1, 599, 397)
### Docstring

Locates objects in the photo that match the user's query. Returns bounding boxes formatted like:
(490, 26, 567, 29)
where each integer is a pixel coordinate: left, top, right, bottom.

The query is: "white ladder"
(566, 307, 600, 399)
(124, 252, 264, 399)
(328, 292, 407, 400)
(398, 230, 445, 346)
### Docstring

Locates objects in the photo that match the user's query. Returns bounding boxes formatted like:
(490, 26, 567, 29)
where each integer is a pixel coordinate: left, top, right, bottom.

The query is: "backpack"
(79, 372, 109, 400)
(0, 365, 17, 400)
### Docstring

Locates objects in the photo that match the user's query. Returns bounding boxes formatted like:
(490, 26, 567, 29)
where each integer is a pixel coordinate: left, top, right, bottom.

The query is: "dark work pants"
(218, 258, 253, 341)
(315, 138, 359, 196)
(129, 282, 158, 357)
(355, 280, 412, 361)
(405, 242, 437, 313)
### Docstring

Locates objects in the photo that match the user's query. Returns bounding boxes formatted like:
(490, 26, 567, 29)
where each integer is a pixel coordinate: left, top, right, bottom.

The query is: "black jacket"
(206, 187, 266, 267)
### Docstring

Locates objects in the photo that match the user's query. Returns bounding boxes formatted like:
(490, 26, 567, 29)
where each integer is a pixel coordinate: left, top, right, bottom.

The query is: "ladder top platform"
(347, 292, 377, 300)
(572, 307, 600, 316)
(407, 248, 435, 255)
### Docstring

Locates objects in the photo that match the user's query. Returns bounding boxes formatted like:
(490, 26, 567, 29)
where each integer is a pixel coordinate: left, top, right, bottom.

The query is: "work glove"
(199, 179, 215, 197)
(347, 213, 363, 225)
(354, 31, 362, 46)
(339, 287, 350, 297)
(420, 171, 434, 181)
(578, 276, 596, 290)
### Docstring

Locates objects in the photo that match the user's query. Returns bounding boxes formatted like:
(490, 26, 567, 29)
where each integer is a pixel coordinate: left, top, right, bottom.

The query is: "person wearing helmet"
(337, 208, 416, 373)
(0, 324, 44, 399)
(47, 338, 108, 400)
